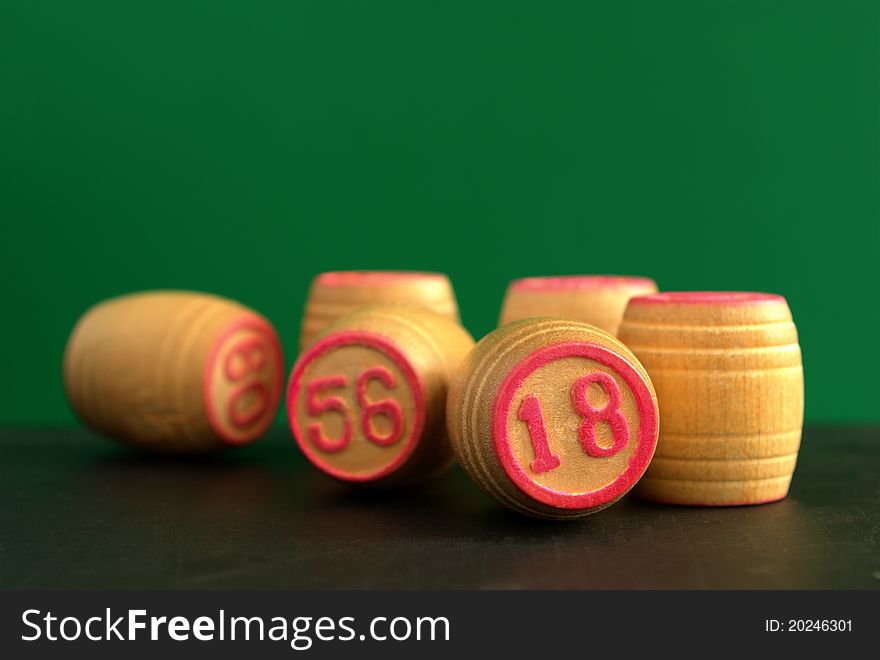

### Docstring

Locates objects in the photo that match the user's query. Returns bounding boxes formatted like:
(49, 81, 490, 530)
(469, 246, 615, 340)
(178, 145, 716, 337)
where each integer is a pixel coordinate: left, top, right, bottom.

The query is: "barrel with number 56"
(63, 291, 285, 453)
(447, 318, 660, 519)
(287, 305, 474, 486)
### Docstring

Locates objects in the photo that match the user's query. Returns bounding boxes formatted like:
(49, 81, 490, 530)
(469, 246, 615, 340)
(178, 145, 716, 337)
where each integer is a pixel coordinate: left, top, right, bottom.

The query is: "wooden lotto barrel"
(63, 291, 284, 453)
(499, 275, 658, 336)
(288, 305, 474, 486)
(617, 292, 804, 506)
(447, 317, 659, 519)
(299, 271, 460, 350)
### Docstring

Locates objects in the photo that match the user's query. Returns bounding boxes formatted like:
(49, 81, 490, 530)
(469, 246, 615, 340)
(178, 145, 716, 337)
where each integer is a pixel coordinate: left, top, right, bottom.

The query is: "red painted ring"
(315, 271, 449, 287)
(492, 342, 658, 510)
(287, 330, 426, 482)
(509, 275, 656, 292)
(204, 315, 284, 446)
(628, 291, 786, 306)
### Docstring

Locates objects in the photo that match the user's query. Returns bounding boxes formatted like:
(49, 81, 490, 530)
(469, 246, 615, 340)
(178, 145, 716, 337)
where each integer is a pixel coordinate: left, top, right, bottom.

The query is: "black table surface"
(1, 425, 878, 589)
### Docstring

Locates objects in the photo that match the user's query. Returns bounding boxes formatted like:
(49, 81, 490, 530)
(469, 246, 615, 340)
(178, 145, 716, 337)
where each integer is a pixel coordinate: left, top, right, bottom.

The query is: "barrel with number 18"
(447, 318, 660, 519)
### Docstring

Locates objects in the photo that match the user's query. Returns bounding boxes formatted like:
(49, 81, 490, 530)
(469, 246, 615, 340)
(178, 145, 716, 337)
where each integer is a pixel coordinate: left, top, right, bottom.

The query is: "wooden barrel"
(299, 271, 460, 351)
(63, 291, 284, 453)
(447, 317, 659, 519)
(617, 292, 804, 506)
(499, 275, 657, 336)
(288, 305, 474, 486)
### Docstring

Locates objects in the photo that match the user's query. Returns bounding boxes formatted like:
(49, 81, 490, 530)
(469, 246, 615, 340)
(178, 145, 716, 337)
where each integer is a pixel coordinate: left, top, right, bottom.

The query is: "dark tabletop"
(1, 426, 878, 589)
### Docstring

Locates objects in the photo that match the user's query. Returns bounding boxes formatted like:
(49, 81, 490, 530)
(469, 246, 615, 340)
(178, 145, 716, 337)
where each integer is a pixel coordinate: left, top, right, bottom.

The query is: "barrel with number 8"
(63, 291, 284, 453)
(447, 318, 659, 519)
(287, 305, 474, 486)
(618, 292, 804, 506)
(299, 271, 460, 350)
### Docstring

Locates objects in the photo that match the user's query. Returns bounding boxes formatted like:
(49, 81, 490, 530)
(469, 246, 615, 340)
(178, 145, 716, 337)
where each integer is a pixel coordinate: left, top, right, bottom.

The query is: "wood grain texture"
(299, 271, 460, 350)
(499, 275, 657, 336)
(63, 291, 284, 453)
(447, 317, 659, 519)
(618, 291, 804, 506)
(288, 304, 474, 487)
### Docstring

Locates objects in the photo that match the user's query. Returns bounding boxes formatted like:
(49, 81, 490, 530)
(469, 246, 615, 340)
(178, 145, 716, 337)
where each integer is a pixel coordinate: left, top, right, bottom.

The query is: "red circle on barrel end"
(204, 316, 284, 446)
(492, 342, 658, 510)
(314, 271, 449, 287)
(286, 330, 426, 482)
(509, 275, 657, 292)
(628, 291, 786, 306)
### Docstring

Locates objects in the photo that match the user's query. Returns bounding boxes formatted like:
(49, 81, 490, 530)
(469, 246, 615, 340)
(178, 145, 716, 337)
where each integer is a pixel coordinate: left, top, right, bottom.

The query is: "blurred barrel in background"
(499, 275, 657, 336)
(63, 291, 284, 452)
(299, 271, 459, 350)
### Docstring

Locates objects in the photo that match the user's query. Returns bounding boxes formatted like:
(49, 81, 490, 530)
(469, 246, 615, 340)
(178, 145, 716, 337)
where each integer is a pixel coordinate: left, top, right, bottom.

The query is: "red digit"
(356, 366, 404, 447)
(223, 338, 271, 428)
(305, 375, 352, 453)
(228, 382, 271, 430)
(571, 372, 630, 458)
(517, 394, 561, 474)
(224, 338, 266, 381)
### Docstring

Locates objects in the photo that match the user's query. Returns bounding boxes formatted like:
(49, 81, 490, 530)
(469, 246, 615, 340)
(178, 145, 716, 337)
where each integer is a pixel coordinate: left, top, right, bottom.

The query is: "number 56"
(305, 367, 404, 453)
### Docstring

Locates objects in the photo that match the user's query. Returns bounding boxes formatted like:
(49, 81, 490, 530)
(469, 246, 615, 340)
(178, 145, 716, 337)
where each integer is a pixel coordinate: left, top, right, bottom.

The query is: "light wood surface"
(447, 317, 659, 519)
(499, 275, 657, 336)
(618, 291, 804, 505)
(299, 271, 460, 350)
(63, 291, 284, 453)
(288, 304, 474, 486)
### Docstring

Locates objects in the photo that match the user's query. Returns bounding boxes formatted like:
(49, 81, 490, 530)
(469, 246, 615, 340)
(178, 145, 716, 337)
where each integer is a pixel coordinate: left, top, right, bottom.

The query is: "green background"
(1, 1, 878, 424)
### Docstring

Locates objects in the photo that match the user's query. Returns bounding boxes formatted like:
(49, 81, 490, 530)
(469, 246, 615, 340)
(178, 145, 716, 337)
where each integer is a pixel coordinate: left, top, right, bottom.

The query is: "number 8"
(572, 372, 630, 458)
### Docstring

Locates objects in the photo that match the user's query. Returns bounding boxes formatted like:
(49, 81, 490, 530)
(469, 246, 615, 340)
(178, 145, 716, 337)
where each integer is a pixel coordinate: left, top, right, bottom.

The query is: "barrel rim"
(629, 291, 786, 306)
(508, 275, 657, 292)
(314, 271, 450, 287)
